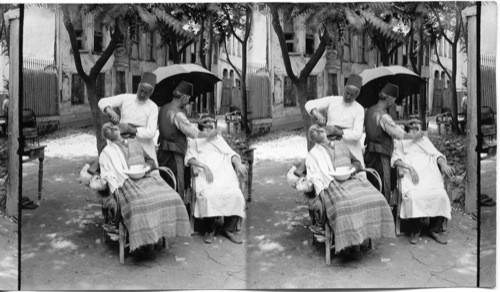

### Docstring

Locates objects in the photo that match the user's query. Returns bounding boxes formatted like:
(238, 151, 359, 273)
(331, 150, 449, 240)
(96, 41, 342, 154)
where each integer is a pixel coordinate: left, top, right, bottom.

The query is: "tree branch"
(62, 4, 90, 84)
(222, 6, 243, 44)
(223, 35, 241, 79)
(433, 41, 451, 80)
(269, 4, 298, 84)
(90, 20, 122, 80)
(432, 9, 453, 45)
(299, 28, 328, 80)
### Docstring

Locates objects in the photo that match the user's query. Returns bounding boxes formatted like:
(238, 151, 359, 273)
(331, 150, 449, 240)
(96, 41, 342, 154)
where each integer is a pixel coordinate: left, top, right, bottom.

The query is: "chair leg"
(119, 221, 125, 264)
(325, 224, 332, 266)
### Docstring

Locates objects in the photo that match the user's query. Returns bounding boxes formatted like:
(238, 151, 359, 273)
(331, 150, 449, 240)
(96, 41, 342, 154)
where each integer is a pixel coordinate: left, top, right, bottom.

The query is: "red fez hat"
(345, 74, 362, 89)
(174, 80, 193, 96)
(140, 72, 157, 87)
(381, 83, 399, 98)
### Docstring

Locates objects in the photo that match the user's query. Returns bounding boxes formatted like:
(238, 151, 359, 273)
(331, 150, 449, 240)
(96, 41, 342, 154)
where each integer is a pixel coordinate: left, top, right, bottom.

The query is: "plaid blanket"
(320, 176, 395, 253)
(115, 173, 191, 251)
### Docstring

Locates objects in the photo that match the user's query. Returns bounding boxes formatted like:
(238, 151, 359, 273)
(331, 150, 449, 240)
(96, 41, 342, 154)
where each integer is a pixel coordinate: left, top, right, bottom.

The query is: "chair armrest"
(396, 166, 405, 178)
(363, 168, 382, 193)
(190, 165, 200, 177)
(158, 166, 176, 191)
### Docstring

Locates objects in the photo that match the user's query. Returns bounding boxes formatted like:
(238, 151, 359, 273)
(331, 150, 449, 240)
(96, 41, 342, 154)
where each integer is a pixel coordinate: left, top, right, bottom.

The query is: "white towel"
(99, 140, 129, 194)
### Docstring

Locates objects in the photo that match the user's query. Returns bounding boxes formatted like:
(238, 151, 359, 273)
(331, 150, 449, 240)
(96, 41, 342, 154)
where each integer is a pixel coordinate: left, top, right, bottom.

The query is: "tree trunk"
(207, 16, 215, 115)
(85, 82, 106, 154)
(296, 79, 314, 150)
(450, 43, 459, 132)
(241, 42, 249, 136)
(417, 20, 427, 130)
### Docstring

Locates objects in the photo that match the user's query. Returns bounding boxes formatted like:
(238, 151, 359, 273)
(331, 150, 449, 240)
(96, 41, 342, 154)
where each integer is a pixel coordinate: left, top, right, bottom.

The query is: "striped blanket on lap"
(115, 173, 191, 251)
(320, 176, 395, 253)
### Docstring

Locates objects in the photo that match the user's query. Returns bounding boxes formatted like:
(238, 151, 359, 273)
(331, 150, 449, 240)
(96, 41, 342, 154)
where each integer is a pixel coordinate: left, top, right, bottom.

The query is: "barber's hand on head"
(412, 130, 425, 141)
(207, 129, 218, 140)
(117, 123, 130, 134)
(409, 167, 419, 184)
(127, 124, 138, 135)
(202, 164, 214, 183)
(312, 109, 326, 126)
(106, 107, 120, 123)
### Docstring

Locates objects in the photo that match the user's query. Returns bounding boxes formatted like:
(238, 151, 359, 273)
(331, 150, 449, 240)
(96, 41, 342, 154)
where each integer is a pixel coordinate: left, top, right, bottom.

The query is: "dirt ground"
(0, 212, 18, 290)
(246, 159, 477, 289)
(0, 118, 494, 289)
(19, 129, 246, 289)
(479, 153, 497, 287)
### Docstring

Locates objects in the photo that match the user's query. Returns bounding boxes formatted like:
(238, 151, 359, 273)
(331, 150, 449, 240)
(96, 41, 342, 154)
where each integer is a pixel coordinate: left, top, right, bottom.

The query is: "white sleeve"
(98, 94, 127, 112)
(342, 105, 364, 141)
(184, 138, 198, 166)
(135, 104, 158, 139)
(305, 96, 335, 116)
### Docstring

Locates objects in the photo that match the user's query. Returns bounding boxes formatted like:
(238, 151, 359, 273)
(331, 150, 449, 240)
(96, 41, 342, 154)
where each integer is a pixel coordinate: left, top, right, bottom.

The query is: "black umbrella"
(357, 66, 426, 108)
(150, 64, 222, 107)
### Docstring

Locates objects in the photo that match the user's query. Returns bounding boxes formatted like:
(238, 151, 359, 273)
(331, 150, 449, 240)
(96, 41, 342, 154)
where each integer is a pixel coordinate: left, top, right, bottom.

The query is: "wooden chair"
(101, 166, 176, 264)
(312, 168, 382, 266)
(22, 109, 39, 146)
(188, 158, 248, 235)
(394, 166, 450, 236)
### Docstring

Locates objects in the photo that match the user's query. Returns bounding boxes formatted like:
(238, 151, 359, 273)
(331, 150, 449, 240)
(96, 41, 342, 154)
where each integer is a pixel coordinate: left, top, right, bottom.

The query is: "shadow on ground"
(21, 155, 246, 289)
(246, 160, 477, 289)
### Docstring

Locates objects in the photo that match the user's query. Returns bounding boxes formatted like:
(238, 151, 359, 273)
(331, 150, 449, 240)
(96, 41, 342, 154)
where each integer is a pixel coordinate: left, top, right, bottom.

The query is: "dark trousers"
(157, 150, 191, 204)
(406, 216, 446, 233)
(203, 216, 240, 233)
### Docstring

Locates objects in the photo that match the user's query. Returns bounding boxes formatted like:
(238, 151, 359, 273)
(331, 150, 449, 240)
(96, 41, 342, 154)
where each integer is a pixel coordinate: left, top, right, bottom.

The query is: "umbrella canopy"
(356, 66, 426, 108)
(150, 64, 222, 107)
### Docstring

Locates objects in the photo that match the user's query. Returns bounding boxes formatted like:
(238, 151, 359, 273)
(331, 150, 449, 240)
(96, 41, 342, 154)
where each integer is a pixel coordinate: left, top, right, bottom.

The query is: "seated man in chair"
(391, 118, 454, 245)
(297, 125, 395, 255)
(99, 122, 191, 252)
(185, 116, 247, 244)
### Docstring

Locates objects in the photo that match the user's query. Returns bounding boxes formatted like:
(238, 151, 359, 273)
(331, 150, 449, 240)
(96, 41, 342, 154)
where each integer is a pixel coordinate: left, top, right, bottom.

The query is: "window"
(213, 42, 219, 65)
(424, 45, 430, 66)
(326, 73, 338, 96)
(191, 43, 196, 63)
(358, 33, 366, 63)
(284, 18, 296, 53)
(71, 13, 85, 51)
(402, 44, 408, 66)
(390, 47, 399, 65)
(95, 73, 106, 98)
(71, 74, 85, 105)
(131, 24, 139, 59)
(145, 32, 155, 61)
(305, 34, 315, 55)
(237, 41, 242, 57)
(343, 29, 351, 62)
(114, 71, 126, 95)
(132, 75, 141, 93)
(93, 18, 103, 53)
(283, 77, 296, 107)
(437, 39, 442, 57)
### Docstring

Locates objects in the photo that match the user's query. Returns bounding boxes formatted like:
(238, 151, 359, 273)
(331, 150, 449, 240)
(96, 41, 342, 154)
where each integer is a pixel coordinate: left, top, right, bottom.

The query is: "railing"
(23, 58, 58, 117)
(480, 55, 496, 111)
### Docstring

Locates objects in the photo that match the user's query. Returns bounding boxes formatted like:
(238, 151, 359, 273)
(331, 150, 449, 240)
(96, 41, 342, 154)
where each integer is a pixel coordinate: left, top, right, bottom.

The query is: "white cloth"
(286, 165, 313, 193)
(99, 140, 129, 195)
(185, 136, 245, 218)
(305, 95, 365, 167)
(391, 137, 451, 219)
(98, 93, 159, 166)
(305, 144, 362, 196)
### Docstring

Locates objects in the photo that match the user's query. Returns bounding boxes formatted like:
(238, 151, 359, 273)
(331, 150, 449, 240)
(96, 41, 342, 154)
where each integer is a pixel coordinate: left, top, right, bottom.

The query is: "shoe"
(429, 231, 448, 244)
(222, 229, 242, 244)
(21, 199, 38, 209)
(202, 231, 215, 244)
(408, 231, 420, 244)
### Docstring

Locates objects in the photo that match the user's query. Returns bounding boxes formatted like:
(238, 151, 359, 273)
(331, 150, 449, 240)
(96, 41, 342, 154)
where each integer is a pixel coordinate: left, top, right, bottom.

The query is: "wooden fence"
(480, 55, 496, 111)
(23, 58, 58, 117)
(246, 63, 271, 120)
